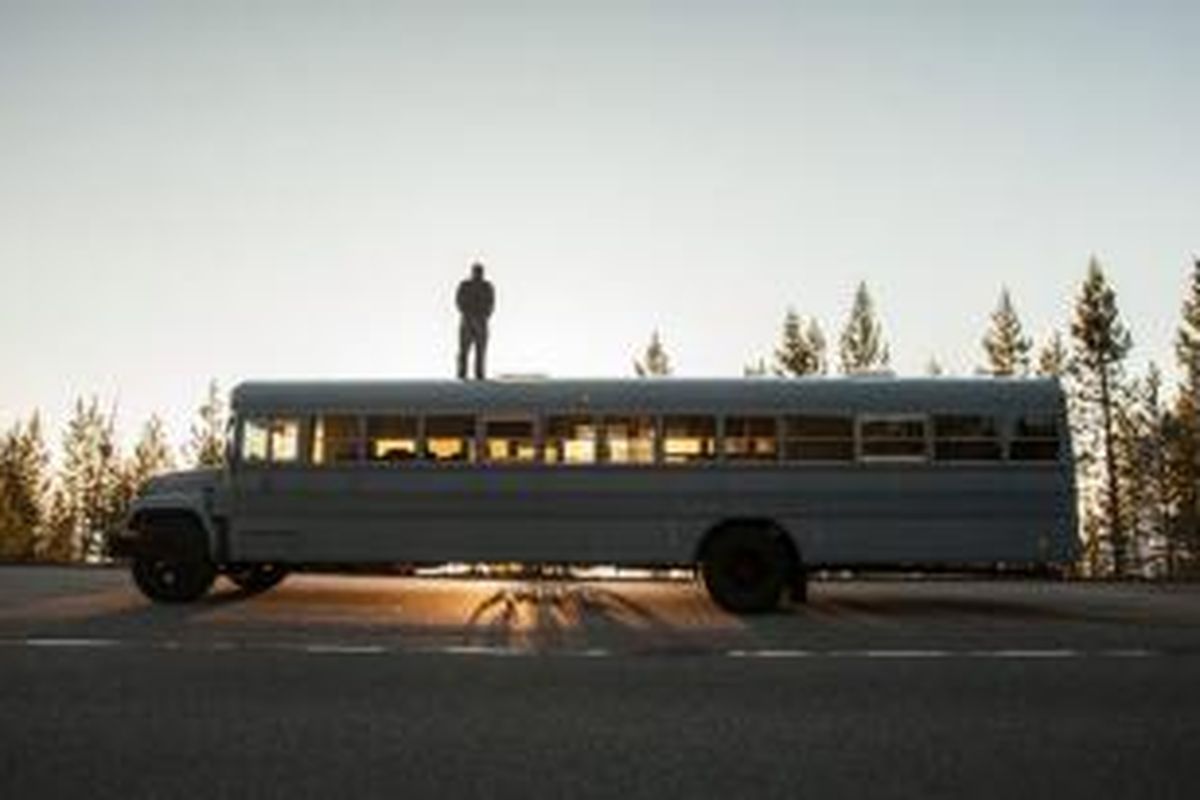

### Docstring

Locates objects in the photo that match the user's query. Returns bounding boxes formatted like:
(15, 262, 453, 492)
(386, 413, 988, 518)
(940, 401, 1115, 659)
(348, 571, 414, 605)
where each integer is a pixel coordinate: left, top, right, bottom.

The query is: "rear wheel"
(225, 564, 288, 594)
(700, 525, 792, 613)
(132, 555, 217, 603)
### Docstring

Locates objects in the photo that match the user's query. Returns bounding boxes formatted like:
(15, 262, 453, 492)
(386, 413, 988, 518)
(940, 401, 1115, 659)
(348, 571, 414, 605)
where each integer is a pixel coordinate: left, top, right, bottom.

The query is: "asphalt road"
(1, 567, 1198, 799)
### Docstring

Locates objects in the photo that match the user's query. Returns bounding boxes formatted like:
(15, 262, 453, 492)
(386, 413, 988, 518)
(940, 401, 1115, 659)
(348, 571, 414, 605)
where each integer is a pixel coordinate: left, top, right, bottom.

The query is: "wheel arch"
(125, 504, 214, 561)
(693, 517, 802, 577)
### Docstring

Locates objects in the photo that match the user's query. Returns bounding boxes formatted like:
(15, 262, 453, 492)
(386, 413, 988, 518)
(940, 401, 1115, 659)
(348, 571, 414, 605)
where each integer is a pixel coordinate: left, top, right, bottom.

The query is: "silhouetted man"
(456, 262, 495, 380)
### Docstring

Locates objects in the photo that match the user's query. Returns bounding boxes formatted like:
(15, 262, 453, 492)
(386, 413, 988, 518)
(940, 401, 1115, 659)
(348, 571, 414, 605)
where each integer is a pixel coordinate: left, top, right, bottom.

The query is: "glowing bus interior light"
(663, 415, 716, 463)
(311, 415, 362, 464)
(484, 419, 537, 462)
(269, 419, 300, 462)
(602, 416, 656, 464)
(545, 416, 596, 464)
(367, 415, 419, 461)
(425, 415, 476, 462)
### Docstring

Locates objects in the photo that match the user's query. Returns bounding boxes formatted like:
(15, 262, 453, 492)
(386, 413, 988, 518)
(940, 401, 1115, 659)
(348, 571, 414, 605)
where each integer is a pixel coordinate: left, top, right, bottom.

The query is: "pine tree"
(743, 357, 769, 377)
(634, 331, 672, 377)
(1040, 326, 1088, 574)
(773, 309, 826, 376)
(981, 288, 1032, 376)
(41, 487, 76, 562)
(1115, 366, 1170, 576)
(838, 281, 890, 373)
(58, 397, 125, 561)
(1170, 257, 1200, 574)
(121, 415, 175, 507)
(1162, 407, 1190, 577)
(0, 414, 49, 561)
(1037, 331, 1068, 377)
(806, 318, 828, 374)
(1069, 257, 1133, 576)
(186, 379, 227, 467)
(0, 422, 28, 559)
(1141, 365, 1172, 575)
(925, 357, 945, 376)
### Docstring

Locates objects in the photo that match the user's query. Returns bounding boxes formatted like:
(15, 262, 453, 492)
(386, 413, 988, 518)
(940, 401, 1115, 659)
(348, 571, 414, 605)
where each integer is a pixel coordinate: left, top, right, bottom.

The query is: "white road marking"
(23, 638, 119, 648)
(434, 644, 529, 657)
(574, 648, 611, 658)
(0, 638, 1168, 659)
(727, 649, 814, 658)
(969, 649, 1080, 658)
(854, 650, 952, 658)
(302, 644, 388, 655)
(728, 648, 1156, 660)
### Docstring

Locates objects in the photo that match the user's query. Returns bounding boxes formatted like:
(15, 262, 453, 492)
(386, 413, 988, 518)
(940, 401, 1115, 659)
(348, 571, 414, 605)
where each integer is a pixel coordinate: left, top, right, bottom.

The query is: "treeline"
(2, 258, 1198, 577)
(0, 381, 226, 563)
(634, 256, 1200, 579)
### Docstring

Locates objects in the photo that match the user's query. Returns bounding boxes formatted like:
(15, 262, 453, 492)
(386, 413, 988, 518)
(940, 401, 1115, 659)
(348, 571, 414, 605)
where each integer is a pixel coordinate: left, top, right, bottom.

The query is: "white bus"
(111, 377, 1077, 612)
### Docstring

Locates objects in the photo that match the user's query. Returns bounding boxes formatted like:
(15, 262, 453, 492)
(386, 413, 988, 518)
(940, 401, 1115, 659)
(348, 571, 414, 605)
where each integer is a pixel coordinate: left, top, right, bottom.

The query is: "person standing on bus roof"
(456, 262, 495, 380)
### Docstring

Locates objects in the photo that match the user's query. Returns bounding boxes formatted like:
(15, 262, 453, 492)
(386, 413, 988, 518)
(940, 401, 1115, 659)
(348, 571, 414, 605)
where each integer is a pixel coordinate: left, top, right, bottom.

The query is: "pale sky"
(2, 0, 1197, 447)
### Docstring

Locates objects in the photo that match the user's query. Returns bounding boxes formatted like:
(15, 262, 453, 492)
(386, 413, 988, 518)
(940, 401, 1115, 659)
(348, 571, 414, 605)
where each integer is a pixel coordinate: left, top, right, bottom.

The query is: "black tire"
(700, 525, 793, 613)
(132, 555, 217, 603)
(226, 564, 289, 594)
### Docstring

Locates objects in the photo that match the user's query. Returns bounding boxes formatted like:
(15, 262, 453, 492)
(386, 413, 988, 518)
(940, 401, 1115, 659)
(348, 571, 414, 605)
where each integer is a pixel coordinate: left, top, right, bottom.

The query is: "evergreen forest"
(5, 258, 1200, 579)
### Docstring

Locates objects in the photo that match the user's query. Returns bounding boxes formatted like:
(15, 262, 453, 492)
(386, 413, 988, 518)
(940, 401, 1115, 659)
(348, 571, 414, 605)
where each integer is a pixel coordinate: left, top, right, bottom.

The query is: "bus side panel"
(763, 465, 1076, 567)
(231, 466, 712, 565)
(228, 463, 1075, 569)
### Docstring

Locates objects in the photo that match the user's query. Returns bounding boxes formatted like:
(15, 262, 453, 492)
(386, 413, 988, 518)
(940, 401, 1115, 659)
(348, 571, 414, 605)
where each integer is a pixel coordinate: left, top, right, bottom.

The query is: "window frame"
(422, 413, 479, 464)
(481, 415, 539, 464)
(660, 414, 719, 465)
(931, 413, 1004, 463)
(542, 414, 599, 466)
(722, 414, 780, 464)
(781, 413, 856, 464)
(1008, 413, 1062, 463)
(365, 413, 422, 464)
(267, 417, 302, 464)
(598, 414, 659, 466)
(309, 412, 367, 466)
(856, 413, 930, 463)
(239, 416, 271, 465)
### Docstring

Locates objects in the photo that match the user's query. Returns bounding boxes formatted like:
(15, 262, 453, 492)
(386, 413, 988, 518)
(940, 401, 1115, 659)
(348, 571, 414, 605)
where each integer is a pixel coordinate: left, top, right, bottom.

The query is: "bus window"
(663, 416, 717, 463)
(484, 419, 537, 462)
(545, 416, 596, 464)
(724, 416, 778, 462)
(269, 418, 301, 463)
(860, 417, 928, 460)
(367, 416, 418, 462)
(425, 415, 476, 462)
(241, 418, 269, 463)
(1010, 414, 1060, 461)
(601, 416, 656, 464)
(783, 415, 854, 461)
(312, 415, 362, 464)
(933, 415, 1001, 461)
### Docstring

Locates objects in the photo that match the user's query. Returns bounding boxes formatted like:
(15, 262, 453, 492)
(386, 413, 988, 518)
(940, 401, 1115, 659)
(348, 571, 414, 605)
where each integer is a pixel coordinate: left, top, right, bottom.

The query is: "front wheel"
(700, 526, 793, 614)
(225, 564, 289, 594)
(131, 556, 217, 603)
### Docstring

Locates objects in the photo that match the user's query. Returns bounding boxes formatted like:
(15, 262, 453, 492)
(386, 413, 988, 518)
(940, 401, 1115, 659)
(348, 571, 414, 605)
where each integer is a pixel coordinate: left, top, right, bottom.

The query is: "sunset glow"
(2, 2, 1195, 446)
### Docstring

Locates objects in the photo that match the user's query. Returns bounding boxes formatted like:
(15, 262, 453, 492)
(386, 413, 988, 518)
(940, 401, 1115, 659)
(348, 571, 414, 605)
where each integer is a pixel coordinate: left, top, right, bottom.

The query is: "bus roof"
(230, 377, 1064, 416)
